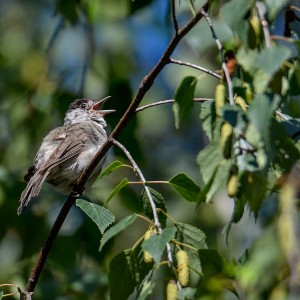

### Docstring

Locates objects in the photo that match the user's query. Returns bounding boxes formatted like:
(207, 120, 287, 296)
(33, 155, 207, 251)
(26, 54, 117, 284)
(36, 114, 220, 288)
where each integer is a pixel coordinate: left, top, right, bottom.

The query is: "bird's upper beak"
(92, 96, 115, 116)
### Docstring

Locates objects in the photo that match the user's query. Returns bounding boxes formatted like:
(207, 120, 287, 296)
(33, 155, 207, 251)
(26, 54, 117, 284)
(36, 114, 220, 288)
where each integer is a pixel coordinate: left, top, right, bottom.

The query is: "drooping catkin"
(176, 250, 189, 287)
(166, 280, 177, 300)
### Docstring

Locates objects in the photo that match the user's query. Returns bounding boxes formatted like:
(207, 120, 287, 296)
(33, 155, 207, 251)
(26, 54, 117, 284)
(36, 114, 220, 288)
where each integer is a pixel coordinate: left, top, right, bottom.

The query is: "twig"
(111, 139, 181, 289)
(112, 139, 161, 229)
(256, 1, 272, 48)
(169, 58, 221, 79)
(23, 1, 210, 295)
(200, 9, 234, 105)
(171, 0, 179, 34)
(136, 98, 213, 113)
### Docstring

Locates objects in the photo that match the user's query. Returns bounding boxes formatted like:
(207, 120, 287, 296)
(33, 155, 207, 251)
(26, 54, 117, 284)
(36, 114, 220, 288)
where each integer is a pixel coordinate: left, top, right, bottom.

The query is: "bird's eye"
(80, 104, 86, 109)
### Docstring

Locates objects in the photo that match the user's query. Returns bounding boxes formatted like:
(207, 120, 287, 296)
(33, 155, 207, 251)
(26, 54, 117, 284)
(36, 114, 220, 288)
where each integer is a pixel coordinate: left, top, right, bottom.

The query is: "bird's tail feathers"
(17, 171, 49, 215)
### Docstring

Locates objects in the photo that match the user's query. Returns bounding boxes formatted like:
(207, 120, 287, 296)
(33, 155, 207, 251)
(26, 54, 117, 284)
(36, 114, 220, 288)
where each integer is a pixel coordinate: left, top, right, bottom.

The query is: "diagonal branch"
(23, 1, 210, 296)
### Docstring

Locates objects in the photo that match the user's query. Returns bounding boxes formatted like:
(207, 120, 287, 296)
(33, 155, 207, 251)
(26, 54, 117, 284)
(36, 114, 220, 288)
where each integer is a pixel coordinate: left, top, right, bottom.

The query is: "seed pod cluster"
(221, 122, 233, 159)
(166, 280, 177, 300)
(176, 250, 189, 287)
(215, 84, 226, 116)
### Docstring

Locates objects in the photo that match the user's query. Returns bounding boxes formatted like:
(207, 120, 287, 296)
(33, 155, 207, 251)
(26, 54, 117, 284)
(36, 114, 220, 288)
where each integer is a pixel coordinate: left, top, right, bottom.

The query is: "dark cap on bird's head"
(68, 96, 115, 116)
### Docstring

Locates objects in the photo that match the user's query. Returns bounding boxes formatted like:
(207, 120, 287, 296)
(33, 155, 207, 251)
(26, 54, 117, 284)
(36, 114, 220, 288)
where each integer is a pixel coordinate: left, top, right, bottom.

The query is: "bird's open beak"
(92, 96, 115, 115)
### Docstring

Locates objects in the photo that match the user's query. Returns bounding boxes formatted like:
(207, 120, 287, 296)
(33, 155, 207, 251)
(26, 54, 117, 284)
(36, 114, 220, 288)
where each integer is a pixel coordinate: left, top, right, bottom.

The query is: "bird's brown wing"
(18, 124, 90, 215)
(39, 124, 90, 173)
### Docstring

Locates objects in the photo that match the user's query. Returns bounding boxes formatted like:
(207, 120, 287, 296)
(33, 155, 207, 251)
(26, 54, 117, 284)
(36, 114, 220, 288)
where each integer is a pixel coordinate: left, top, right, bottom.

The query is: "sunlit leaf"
(142, 227, 177, 263)
(76, 199, 115, 234)
(99, 214, 137, 251)
(169, 173, 201, 202)
(176, 223, 207, 250)
(96, 160, 127, 181)
(104, 178, 129, 205)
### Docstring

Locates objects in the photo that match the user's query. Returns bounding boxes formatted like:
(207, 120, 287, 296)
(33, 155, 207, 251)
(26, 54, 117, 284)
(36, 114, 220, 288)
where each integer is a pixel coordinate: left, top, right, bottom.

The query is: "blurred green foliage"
(1, 0, 300, 299)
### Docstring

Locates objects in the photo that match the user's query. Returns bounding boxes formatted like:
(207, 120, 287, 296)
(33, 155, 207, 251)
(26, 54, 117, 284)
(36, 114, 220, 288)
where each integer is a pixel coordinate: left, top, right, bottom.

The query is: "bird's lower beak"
(92, 96, 115, 115)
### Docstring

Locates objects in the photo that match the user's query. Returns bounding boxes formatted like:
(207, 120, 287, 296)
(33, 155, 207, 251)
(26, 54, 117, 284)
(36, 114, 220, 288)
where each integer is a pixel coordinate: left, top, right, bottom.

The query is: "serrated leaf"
(177, 287, 197, 300)
(96, 160, 127, 181)
(220, 0, 255, 28)
(254, 46, 291, 93)
(197, 140, 223, 184)
(176, 223, 207, 250)
(108, 246, 153, 300)
(99, 214, 137, 251)
(142, 227, 177, 263)
(199, 101, 219, 141)
(76, 199, 115, 234)
(246, 94, 279, 148)
(136, 280, 155, 300)
(173, 76, 197, 129)
(239, 171, 268, 215)
(139, 187, 167, 227)
(169, 173, 201, 202)
(104, 178, 129, 205)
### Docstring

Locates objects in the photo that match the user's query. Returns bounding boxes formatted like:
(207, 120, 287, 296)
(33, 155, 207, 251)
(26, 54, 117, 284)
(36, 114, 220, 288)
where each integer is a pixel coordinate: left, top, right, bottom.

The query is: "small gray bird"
(18, 97, 115, 215)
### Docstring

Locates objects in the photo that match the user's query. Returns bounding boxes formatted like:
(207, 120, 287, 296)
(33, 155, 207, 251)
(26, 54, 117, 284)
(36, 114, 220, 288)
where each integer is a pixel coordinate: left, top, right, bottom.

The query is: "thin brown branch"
(136, 97, 213, 113)
(23, 1, 210, 295)
(171, 0, 179, 34)
(169, 58, 221, 79)
(200, 9, 234, 105)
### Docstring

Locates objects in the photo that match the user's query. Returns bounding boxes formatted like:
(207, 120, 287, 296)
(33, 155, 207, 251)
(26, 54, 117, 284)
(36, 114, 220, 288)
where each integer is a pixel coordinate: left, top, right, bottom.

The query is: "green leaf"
(197, 158, 231, 203)
(96, 160, 127, 181)
(246, 94, 279, 148)
(0, 291, 3, 299)
(99, 214, 137, 251)
(142, 227, 177, 263)
(104, 178, 129, 205)
(76, 199, 115, 234)
(197, 140, 223, 184)
(220, 0, 255, 28)
(139, 187, 167, 227)
(239, 171, 268, 214)
(199, 101, 219, 141)
(177, 287, 197, 300)
(136, 281, 155, 300)
(289, 67, 300, 96)
(176, 223, 207, 250)
(199, 249, 225, 276)
(108, 246, 153, 300)
(169, 173, 201, 202)
(265, 0, 290, 20)
(254, 46, 292, 93)
(173, 76, 197, 129)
